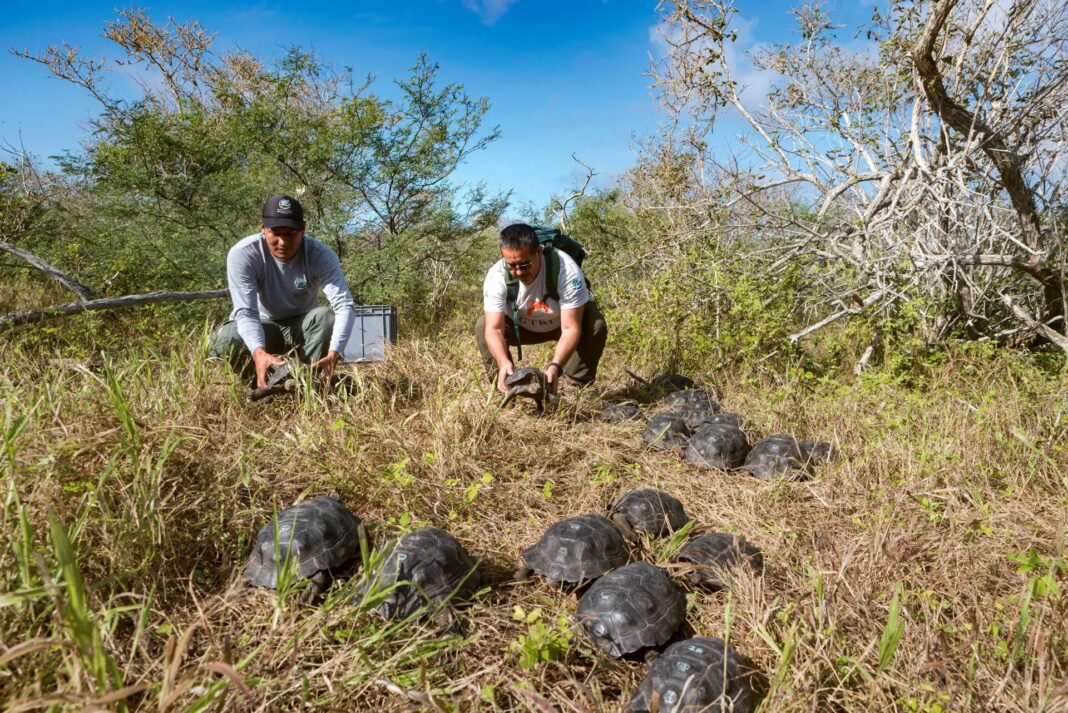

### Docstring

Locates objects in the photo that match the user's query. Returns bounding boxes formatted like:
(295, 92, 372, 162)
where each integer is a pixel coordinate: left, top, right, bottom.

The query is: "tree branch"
(789, 289, 889, 343)
(0, 289, 227, 332)
(912, 0, 1043, 251)
(0, 239, 94, 300)
(999, 293, 1068, 352)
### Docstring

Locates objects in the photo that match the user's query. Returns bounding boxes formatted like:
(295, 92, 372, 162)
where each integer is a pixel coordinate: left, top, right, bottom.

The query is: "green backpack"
(504, 226, 589, 361)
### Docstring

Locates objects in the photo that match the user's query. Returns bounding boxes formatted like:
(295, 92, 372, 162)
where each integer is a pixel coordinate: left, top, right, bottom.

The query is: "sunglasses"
(504, 257, 535, 271)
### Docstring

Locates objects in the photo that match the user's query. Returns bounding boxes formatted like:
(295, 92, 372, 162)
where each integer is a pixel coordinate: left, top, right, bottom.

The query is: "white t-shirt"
(482, 249, 591, 333)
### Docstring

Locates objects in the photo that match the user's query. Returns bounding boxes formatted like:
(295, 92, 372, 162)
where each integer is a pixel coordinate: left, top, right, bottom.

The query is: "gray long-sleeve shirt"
(226, 233, 355, 355)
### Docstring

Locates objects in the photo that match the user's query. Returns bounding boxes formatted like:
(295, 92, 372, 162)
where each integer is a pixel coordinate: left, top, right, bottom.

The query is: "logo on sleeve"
(570, 278, 581, 290)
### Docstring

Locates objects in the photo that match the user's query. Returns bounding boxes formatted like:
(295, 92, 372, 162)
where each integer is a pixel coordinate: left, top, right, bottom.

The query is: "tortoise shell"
(625, 637, 762, 712)
(672, 401, 721, 431)
(601, 403, 642, 423)
(610, 489, 690, 536)
(643, 413, 692, 449)
(800, 439, 836, 466)
(244, 496, 364, 588)
(683, 423, 750, 470)
(650, 374, 695, 392)
(741, 434, 807, 478)
(522, 514, 628, 583)
(705, 412, 747, 429)
(577, 562, 687, 658)
(505, 367, 547, 392)
(664, 388, 716, 408)
(674, 533, 764, 590)
(367, 527, 480, 619)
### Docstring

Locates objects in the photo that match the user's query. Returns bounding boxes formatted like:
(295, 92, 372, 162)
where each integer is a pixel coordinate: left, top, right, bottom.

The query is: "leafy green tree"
(13, 9, 505, 311)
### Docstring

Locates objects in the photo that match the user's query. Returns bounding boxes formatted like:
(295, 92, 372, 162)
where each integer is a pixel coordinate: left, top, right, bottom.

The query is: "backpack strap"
(543, 247, 561, 303)
(504, 268, 524, 361)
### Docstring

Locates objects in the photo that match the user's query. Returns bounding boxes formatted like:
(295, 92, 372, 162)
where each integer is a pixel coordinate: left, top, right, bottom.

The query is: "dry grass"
(1, 315, 1067, 712)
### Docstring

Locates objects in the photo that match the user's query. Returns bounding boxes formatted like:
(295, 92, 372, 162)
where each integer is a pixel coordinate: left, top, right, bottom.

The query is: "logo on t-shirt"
(294, 277, 309, 291)
(526, 298, 552, 316)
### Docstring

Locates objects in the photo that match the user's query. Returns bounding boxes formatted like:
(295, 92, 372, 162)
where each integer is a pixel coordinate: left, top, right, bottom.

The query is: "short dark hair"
(499, 223, 539, 252)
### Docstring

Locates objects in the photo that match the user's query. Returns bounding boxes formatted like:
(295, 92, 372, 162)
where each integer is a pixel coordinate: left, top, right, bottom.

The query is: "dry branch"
(999, 293, 1068, 352)
(789, 289, 889, 343)
(0, 239, 93, 300)
(0, 289, 228, 331)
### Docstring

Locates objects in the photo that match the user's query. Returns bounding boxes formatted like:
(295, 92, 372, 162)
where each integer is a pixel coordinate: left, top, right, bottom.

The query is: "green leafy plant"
(509, 606, 572, 669)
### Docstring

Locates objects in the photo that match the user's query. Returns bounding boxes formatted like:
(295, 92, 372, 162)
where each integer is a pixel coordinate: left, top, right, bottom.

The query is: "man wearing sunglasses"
(209, 194, 356, 389)
(477, 223, 608, 395)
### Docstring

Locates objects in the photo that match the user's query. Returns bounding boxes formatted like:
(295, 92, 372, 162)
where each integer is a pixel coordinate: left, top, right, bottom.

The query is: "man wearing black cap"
(209, 194, 356, 388)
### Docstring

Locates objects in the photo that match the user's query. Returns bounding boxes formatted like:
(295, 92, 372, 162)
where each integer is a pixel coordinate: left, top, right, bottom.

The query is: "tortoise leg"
(433, 606, 462, 636)
(611, 514, 639, 544)
(303, 571, 328, 604)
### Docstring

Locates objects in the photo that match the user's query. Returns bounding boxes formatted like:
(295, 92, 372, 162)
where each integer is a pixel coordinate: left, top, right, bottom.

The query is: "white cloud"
(462, 0, 521, 25)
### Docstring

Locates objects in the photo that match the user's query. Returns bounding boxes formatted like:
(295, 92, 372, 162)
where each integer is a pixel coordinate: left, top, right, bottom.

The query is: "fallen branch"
(789, 289, 888, 343)
(853, 332, 881, 375)
(999, 293, 1068, 352)
(0, 239, 94, 300)
(0, 289, 228, 331)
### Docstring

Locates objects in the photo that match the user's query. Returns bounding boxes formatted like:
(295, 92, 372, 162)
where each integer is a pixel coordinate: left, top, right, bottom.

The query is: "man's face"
(501, 245, 541, 285)
(262, 225, 304, 259)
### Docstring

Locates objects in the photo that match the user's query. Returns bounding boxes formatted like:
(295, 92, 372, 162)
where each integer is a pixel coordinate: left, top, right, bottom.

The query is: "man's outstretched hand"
(252, 348, 286, 388)
(312, 350, 341, 386)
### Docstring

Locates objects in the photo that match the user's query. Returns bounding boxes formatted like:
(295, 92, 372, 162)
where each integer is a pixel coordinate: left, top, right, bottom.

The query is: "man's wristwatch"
(547, 361, 563, 375)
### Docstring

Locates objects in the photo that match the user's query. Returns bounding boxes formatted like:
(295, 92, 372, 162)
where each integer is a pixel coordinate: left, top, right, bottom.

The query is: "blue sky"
(1, 1, 873, 211)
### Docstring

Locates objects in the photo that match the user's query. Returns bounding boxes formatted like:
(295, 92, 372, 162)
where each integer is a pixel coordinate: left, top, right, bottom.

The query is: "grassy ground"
(1, 305, 1067, 711)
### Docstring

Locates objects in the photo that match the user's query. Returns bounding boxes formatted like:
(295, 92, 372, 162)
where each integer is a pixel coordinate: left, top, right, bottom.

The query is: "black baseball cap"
(262, 194, 306, 229)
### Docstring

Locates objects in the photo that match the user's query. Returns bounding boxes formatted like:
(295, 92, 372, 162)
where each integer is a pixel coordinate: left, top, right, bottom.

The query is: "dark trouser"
(474, 301, 608, 386)
(208, 306, 335, 379)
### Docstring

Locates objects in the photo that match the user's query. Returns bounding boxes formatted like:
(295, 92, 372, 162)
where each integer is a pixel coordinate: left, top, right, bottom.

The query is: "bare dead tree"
(550, 154, 598, 231)
(651, 0, 1068, 351)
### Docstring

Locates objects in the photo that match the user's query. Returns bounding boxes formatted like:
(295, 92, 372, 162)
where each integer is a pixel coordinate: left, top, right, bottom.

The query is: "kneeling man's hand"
(252, 348, 286, 388)
(496, 361, 514, 394)
(313, 351, 340, 385)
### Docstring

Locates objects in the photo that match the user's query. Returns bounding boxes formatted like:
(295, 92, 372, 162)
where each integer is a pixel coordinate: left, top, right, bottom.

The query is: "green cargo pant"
(209, 306, 335, 379)
(474, 300, 608, 387)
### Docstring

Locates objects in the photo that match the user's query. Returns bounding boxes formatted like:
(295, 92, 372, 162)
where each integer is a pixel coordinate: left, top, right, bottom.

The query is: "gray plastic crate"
(342, 305, 398, 362)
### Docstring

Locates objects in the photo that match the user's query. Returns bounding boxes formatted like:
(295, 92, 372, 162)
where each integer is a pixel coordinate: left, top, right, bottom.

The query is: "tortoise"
(365, 527, 481, 620)
(664, 388, 717, 408)
(627, 370, 695, 396)
(672, 401, 721, 431)
(243, 495, 368, 600)
(625, 637, 763, 713)
(515, 514, 630, 584)
(247, 362, 295, 402)
(576, 561, 687, 658)
(683, 423, 750, 471)
(643, 412, 692, 450)
(705, 412, 747, 430)
(609, 489, 690, 539)
(741, 434, 808, 478)
(601, 403, 642, 423)
(501, 367, 556, 412)
(673, 533, 764, 590)
(800, 439, 836, 466)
